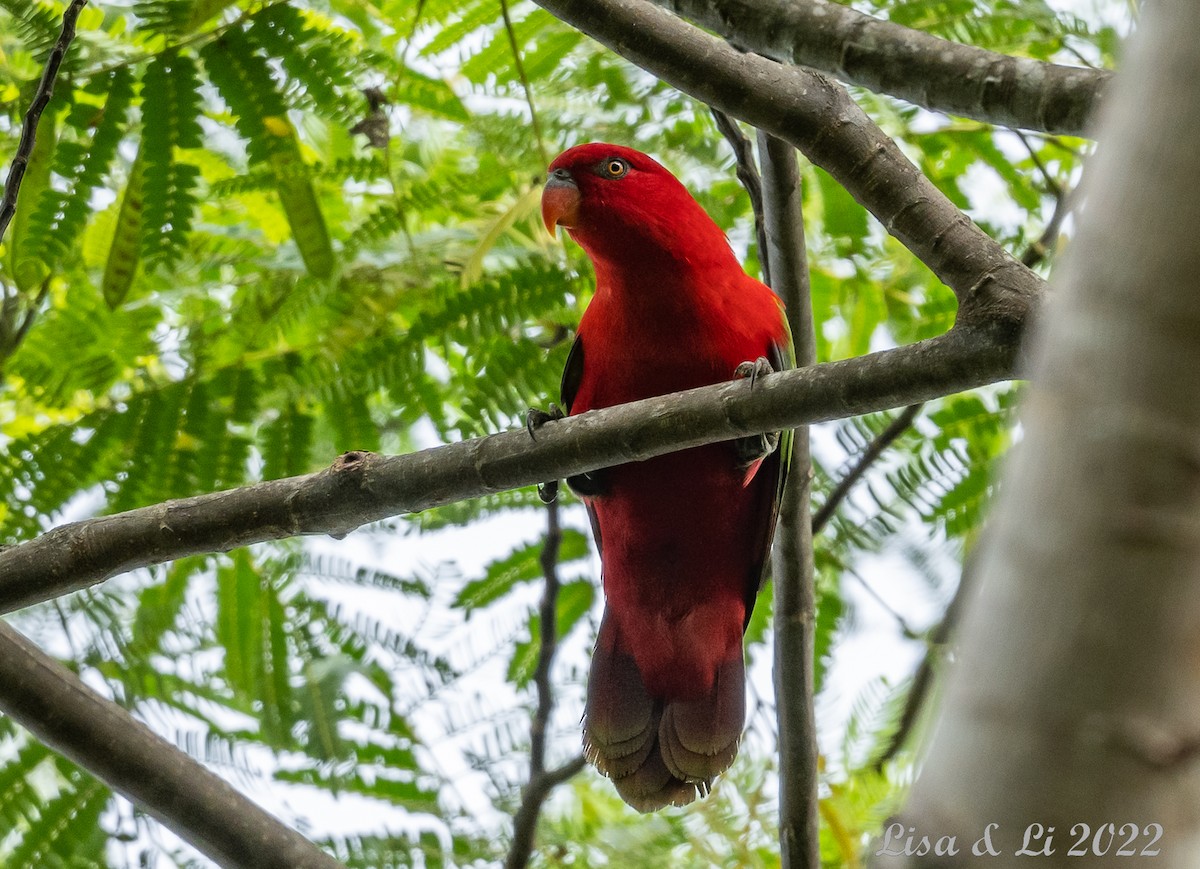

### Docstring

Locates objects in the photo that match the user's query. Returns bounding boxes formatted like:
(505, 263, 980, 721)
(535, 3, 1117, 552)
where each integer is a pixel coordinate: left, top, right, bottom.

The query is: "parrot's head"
(542, 143, 733, 269)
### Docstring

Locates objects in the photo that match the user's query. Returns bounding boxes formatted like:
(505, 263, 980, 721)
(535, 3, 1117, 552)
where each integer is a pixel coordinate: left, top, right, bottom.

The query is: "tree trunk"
(881, 2, 1200, 865)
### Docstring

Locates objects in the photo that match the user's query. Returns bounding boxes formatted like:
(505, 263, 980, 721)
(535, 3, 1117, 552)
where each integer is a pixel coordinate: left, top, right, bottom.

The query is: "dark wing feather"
(743, 319, 795, 628)
(557, 332, 605, 546)
(560, 332, 608, 502)
(560, 332, 584, 414)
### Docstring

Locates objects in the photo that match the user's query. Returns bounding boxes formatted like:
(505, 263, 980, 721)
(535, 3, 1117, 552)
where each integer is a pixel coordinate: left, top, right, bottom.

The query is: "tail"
(583, 614, 745, 813)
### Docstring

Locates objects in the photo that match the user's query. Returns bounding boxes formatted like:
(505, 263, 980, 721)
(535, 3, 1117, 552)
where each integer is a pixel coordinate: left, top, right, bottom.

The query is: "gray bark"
(0, 323, 1020, 614)
(881, 2, 1200, 864)
(532, 0, 1044, 326)
(759, 131, 820, 869)
(0, 622, 346, 869)
(655, 0, 1108, 136)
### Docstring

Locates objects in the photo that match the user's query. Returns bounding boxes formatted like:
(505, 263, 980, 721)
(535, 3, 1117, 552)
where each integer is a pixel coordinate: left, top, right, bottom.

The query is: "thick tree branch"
(0, 621, 345, 869)
(758, 132, 819, 869)
(0, 0, 85, 244)
(0, 325, 1020, 614)
(532, 0, 1045, 328)
(654, 0, 1109, 137)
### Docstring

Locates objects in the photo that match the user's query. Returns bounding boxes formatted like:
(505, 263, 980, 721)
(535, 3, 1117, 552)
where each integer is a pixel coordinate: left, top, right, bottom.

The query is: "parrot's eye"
(598, 157, 629, 179)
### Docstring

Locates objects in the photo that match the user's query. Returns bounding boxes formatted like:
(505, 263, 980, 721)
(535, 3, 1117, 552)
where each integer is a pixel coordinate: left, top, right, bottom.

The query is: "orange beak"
(541, 169, 580, 236)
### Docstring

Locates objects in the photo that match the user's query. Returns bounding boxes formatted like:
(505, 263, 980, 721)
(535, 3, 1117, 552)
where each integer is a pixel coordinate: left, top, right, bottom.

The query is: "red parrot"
(540, 143, 792, 811)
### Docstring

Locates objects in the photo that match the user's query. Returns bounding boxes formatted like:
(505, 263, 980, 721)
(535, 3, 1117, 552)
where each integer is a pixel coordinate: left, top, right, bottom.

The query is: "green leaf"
(4, 777, 108, 869)
(0, 0, 63, 61)
(6, 102, 56, 291)
(508, 579, 595, 688)
(248, 4, 357, 118)
(200, 31, 334, 277)
(453, 528, 588, 611)
(216, 550, 295, 744)
(140, 50, 204, 267)
(101, 147, 145, 308)
(393, 64, 470, 122)
(28, 69, 135, 271)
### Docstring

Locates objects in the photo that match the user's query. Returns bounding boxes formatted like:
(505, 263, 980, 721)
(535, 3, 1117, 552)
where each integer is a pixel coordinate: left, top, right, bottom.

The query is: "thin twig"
(1014, 130, 1063, 199)
(1021, 186, 1072, 269)
(871, 553, 972, 771)
(812, 404, 924, 535)
(500, 0, 549, 167)
(530, 499, 562, 780)
(844, 563, 920, 640)
(0, 278, 51, 374)
(11, 279, 51, 348)
(0, 0, 87, 246)
(506, 500, 584, 869)
(711, 108, 768, 284)
(1014, 130, 1075, 269)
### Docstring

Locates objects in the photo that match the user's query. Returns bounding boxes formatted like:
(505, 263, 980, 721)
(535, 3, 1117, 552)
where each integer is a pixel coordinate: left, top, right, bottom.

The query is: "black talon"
(733, 430, 779, 467)
(527, 404, 566, 502)
(525, 403, 564, 440)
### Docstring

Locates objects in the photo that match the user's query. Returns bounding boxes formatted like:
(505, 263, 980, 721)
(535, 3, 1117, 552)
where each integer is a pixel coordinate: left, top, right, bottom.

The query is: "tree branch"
(870, 560, 970, 772)
(758, 131, 819, 869)
(531, 0, 1044, 330)
(0, 325, 1020, 614)
(506, 500, 583, 869)
(654, 0, 1109, 137)
(0, 0, 86, 245)
(1016, 132, 1075, 270)
(530, 500, 562, 782)
(711, 109, 768, 284)
(0, 620, 345, 869)
(507, 754, 586, 863)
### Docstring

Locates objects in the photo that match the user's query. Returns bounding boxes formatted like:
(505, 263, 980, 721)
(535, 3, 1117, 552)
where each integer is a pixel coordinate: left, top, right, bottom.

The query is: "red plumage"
(542, 144, 790, 811)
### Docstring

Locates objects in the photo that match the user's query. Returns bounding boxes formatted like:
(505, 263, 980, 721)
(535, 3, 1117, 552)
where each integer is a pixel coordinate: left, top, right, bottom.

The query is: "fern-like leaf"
(27, 69, 135, 272)
(201, 30, 334, 277)
(3, 776, 109, 869)
(247, 4, 358, 120)
(101, 147, 145, 308)
(140, 50, 204, 268)
(134, 0, 238, 35)
(0, 0, 63, 62)
(216, 550, 296, 746)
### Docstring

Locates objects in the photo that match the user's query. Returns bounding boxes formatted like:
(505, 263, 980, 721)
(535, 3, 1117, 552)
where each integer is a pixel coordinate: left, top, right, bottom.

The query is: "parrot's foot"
(525, 404, 564, 439)
(526, 404, 565, 503)
(733, 429, 779, 467)
(733, 356, 775, 391)
(733, 357, 779, 467)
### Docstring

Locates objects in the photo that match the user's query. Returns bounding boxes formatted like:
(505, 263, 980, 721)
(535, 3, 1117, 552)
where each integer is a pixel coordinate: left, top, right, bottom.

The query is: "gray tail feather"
(583, 615, 744, 813)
